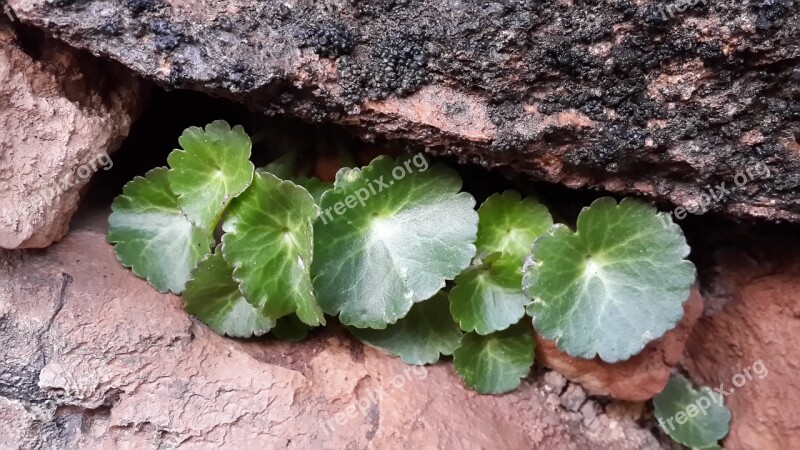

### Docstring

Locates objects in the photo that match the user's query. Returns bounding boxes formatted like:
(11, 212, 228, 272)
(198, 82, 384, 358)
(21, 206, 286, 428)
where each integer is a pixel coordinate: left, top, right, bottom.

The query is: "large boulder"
(0, 207, 663, 449)
(6, 0, 799, 222)
(0, 17, 142, 249)
(683, 240, 800, 450)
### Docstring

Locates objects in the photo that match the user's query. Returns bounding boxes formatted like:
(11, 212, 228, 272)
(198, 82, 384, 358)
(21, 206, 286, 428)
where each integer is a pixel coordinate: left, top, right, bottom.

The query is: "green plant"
(654, 374, 731, 449)
(108, 121, 697, 396)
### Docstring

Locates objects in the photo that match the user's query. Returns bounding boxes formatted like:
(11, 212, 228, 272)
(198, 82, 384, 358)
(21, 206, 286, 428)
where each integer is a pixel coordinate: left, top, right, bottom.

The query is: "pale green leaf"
(476, 190, 553, 262)
(312, 154, 478, 329)
(184, 248, 275, 337)
(654, 374, 731, 449)
(453, 322, 535, 394)
(449, 255, 530, 335)
(167, 120, 254, 232)
(524, 197, 696, 362)
(221, 171, 325, 326)
(108, 168, 213, 294)
(350, 292, 463, 365)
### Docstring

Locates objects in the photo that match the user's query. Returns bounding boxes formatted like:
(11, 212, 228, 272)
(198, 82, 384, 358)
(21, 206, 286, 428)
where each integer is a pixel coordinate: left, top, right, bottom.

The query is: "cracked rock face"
(0, 18, 142, 249)
(0, 207, 663, 449)
(6, 0, 800, 222)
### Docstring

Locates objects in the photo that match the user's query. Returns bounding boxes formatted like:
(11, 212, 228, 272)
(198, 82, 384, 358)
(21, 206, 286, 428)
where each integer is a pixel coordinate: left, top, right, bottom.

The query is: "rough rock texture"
(0, 17, 142, 249)
(536, 286, 703, 402)
(6, 0, 800, 222)
(0, 207, 664, 449)
(683, 241, 800, 450)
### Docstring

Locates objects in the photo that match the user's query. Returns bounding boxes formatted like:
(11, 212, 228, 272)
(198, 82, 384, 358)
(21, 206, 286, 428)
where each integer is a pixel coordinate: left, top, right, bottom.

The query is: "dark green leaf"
(449, 255, 530, 335)
(184, 248, 275, 337)
(350, 292, 462, 365)
(453, 322, 535, 394)
(271, 315, 311, 341)
(222, 171, 325, 326)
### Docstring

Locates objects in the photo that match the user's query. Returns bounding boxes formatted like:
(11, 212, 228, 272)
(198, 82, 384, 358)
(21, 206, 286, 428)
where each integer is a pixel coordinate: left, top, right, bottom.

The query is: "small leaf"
(449, 255, 530, 335)
(350, 292, 462, 365)
(222, 171, 325, 326)
(184, 248, 275, 338)
(476, 190, 553, 262)
(293, 177, 332, 206)
(453, 322, 535, 394)
(654, 374, 731, 449)
(524, 197, 696, 363)
(271, 315, 311, 342)
(167, 120, 254, 232)
(450, 192, 553, 335)
(108, 168, 213, 293)
(313, 154, 478, 329)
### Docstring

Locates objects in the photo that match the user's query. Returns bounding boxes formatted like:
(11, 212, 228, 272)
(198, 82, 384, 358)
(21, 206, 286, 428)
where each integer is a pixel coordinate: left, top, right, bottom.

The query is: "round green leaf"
(654, 374, 731, 449)
(523, 197, 696, 363)
(221, 172, 324, 326)
(350, 292, 463, 365)
(312, 154, 478, 329)
(183, 249, 275, 338)
(449, 255, 530, 335)
(453, 322, 535, 394)
(167, 120, 255, 232)
(476, 190, 553, 262)
(108, 168, 213, 294)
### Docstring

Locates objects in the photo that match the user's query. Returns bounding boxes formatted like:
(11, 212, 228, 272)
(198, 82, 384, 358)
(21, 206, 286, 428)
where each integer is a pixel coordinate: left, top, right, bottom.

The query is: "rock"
(683, 243, 800, 450)
(0, 206, 664, 449)
(560, 384, 587, 412)
(543, 370, 567, 394)
(536, 288, 704, 401)
(0, 18, 143, 249)
(6, 0, 799, 222)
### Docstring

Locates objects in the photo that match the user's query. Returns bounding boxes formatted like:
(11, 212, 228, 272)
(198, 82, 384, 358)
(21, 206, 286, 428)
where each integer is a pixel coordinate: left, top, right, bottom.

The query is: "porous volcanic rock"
(536, 286, 704, 402)
(0, 17, 142, 249)
(0, 207, 663, 449)
(683, 241, 800, 450)
(6, 0, 800, 222)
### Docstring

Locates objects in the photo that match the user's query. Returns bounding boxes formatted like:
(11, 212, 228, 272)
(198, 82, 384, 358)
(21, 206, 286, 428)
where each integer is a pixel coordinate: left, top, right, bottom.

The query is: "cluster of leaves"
(108, 121, 697, 397)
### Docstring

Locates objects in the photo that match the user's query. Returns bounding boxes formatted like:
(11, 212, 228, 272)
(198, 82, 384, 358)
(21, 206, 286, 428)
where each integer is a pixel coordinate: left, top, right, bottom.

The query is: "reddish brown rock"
(0, 207, 663, 449)
(536, 287, 703, 401)
(683, 244, 800, 450)
(0, 18, 142, 249)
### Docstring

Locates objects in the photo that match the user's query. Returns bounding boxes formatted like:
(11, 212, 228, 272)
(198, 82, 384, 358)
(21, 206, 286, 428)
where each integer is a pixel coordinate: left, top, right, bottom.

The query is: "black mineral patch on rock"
(124, 0, 162, 16)
(338, 34, 428, 106)
(298, 23, 356, 58)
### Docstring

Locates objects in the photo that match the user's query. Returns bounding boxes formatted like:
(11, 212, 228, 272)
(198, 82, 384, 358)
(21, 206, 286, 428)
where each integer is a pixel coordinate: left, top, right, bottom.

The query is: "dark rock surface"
(6, 0, 800, 222)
